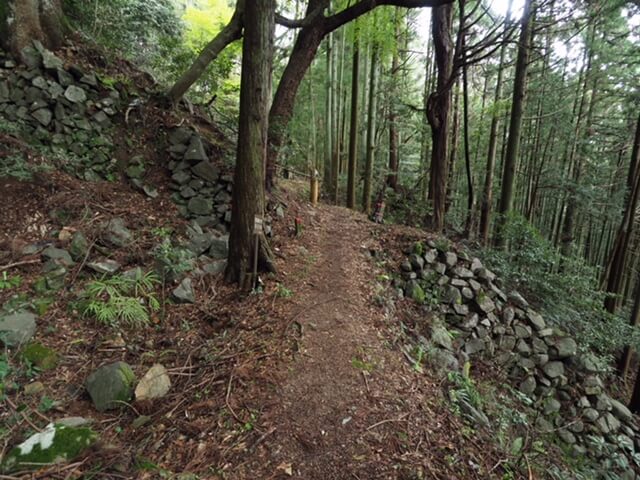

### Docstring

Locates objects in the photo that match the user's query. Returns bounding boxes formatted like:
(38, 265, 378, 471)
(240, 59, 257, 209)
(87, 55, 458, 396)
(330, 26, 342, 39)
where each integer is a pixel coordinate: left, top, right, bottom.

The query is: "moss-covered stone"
(21, 342, 59, 370)
(1, 423, 97, 473)
(85, 361, 135, 412)
(405, 281, 426, 304)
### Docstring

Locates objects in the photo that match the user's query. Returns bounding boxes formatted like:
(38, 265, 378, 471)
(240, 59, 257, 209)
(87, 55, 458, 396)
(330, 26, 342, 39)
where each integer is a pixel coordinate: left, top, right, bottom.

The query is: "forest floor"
(0, 172, 514, 479)
(229, 182, 510, 480)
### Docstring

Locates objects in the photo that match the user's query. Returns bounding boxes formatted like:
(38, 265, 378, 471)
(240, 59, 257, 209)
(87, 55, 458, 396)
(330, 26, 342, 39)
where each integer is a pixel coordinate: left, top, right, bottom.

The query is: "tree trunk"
(604, 112, 640, 315)
(479, 0, 512, 245)
(0, 0, 66, 61)
(426, 3, 454, 231)
(362, 44, 378, 214)
(324, 32, 334, 195)
(494, 0, 535, 248)
(346, 36, 360, 209)
(387, 10, 401, 191)
(225, 0, 276, 287)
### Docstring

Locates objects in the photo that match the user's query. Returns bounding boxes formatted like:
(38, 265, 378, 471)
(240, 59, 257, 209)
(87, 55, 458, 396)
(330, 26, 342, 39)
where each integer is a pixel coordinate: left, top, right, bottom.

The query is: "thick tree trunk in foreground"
(426, 4, 454, 231)
(168, 0, 245, 104)
(494, 0, 534, 248)
(0, 0, 66, 60)
(225, 0, 276, 287)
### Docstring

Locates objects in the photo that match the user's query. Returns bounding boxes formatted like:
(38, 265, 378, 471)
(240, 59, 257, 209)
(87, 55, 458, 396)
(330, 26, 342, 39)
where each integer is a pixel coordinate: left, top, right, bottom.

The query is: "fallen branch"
(0, 259, 40, 272)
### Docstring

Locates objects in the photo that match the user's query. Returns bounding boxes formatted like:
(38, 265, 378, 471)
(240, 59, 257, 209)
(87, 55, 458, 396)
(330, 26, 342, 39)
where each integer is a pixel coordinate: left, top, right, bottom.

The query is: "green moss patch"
(1, 423, 97, 473)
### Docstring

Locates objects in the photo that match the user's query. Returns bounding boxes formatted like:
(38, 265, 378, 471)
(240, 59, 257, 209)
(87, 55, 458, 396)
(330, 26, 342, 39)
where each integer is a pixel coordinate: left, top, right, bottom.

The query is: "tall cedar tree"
(225, 0, 276, 287)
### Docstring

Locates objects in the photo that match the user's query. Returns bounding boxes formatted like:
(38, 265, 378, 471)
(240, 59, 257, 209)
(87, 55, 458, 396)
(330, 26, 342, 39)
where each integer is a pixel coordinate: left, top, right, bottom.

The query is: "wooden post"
(310, 169, 319, 206)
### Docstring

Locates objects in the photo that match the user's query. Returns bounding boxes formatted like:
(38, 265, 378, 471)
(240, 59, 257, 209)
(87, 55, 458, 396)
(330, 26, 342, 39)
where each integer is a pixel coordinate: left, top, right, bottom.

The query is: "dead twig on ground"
(365, 413, 409, 431)
(225, 374, 245, 425)
(0, 259, 40, 272)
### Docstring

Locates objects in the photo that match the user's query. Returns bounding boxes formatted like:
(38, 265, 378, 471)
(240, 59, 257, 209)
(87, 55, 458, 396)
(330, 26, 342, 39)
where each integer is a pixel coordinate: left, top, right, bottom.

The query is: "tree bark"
(426, 3, 454, 231)
(494, 0, 535, 248)
(0, 0, 66, 61)
(225, 0, 276, 287)
(346, 35, 360, 209)
(479, 0, 512, 245)
(604, 112, 640, 315)
(387, 9, 401, 191)
(362, 44, 378, 214)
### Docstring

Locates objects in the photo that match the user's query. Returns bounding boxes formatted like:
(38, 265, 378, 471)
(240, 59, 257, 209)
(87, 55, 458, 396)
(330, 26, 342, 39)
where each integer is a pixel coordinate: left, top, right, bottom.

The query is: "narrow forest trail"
(236, 198, 496, 480)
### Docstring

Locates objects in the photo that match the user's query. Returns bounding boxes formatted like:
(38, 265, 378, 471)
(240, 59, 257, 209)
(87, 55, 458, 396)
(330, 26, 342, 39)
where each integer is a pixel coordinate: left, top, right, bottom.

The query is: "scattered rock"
(172, 278, 195, 304)
(85, 362, 136, 412)
(24, 381, 45, 396)
(20, 342, 59, 370)
(42, 246, 74, 267)
(87, 259, 121, 275)
(135, 364, 171, 401)
(431, 324, 453, 351)
(0, 311, 37, 347)
(101, 218, 133, 247)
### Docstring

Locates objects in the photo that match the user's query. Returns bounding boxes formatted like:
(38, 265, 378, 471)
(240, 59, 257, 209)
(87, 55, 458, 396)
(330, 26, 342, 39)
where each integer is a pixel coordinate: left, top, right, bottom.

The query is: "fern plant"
(80, 271, 160, 328)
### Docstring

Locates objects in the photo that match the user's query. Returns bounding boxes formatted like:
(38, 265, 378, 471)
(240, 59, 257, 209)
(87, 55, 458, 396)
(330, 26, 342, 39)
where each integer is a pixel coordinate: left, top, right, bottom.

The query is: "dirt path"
(241, 204, 435, 479)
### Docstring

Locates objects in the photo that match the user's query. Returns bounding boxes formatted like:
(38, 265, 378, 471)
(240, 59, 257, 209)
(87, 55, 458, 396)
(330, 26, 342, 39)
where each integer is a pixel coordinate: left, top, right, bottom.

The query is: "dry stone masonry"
(166, 127, 233, 231)
(0, 42, 120, 181)
(397, 239, 640, 478)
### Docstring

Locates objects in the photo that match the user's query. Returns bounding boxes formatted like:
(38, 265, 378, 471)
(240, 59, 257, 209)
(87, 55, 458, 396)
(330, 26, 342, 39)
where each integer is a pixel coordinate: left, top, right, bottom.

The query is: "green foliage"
(447, 369, 482, 412)
(0, 273, 21, 290)
(482, 213, 637, 356)
(275, 283, 293, 298)
(64, 0, 182, 60)
(80, 272, 160, 329)
(0, 154, 53, 182)
(384, 189, 432, 227)
(0, 354, 10, 397)
(152, 238, 195, 282)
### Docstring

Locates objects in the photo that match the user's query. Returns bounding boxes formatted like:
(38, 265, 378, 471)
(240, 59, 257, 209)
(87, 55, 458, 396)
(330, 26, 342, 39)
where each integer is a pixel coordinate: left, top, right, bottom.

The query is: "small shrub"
(0, 273, 21, 290)
(80, 272, 160, 329)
